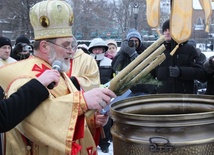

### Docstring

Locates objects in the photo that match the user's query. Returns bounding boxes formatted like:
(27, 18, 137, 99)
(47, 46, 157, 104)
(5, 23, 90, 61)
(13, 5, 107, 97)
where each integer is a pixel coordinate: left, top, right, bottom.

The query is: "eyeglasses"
(47, 41, 76, 51)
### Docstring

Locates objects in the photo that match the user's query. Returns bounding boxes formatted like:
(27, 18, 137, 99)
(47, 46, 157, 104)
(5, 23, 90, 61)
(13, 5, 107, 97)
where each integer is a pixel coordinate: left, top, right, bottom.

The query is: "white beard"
(48, 48, 70, 72)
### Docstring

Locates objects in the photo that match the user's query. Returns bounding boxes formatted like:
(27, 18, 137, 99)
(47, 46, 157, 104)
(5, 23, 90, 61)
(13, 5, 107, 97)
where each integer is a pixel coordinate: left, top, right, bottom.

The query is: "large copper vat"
(110, 94, 214, 155)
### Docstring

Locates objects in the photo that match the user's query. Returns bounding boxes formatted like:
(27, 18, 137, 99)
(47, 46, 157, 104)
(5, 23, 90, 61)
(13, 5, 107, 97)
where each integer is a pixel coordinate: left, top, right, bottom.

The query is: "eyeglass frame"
(46, 40, 76, 51)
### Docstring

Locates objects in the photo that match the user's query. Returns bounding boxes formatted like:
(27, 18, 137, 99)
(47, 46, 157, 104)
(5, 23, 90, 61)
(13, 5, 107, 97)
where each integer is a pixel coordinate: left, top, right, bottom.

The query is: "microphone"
(47, 60, 62, 89)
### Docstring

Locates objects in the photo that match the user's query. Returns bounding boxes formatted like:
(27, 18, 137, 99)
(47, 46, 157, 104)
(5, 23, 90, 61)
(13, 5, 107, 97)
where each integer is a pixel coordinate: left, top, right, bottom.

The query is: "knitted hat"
(126, 28, 142, 43)
(106, 39, 118, 47)
(29, 0, 74, 40)
(187, 39, 197, 47)
(162, 19, 170, 32)
(15, 35, 30, 45)
(0, 36, 12, 48)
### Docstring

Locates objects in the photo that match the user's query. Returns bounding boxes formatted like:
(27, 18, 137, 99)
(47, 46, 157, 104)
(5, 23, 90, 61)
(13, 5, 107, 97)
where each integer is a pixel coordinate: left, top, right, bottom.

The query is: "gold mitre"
(29, 0, 74, 40)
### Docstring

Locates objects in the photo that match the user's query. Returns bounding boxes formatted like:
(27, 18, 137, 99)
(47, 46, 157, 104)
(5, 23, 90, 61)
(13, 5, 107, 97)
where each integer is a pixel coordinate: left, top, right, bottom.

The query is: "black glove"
(169, 66, 181, 77)
(120, 40, 138, 60)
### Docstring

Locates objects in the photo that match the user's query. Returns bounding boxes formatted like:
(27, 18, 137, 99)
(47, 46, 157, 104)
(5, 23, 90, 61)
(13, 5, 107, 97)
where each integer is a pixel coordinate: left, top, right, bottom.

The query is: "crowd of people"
(0, 0, 213, 155)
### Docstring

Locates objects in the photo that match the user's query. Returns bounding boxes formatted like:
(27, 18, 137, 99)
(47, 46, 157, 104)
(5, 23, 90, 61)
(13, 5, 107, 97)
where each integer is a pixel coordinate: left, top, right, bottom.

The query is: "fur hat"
(126, 28, 142, 43)
(0, 36, 12, 48)
(162, 19, 170, 32)
(29, 0, 74, 40)
(15, 35, 30, 45)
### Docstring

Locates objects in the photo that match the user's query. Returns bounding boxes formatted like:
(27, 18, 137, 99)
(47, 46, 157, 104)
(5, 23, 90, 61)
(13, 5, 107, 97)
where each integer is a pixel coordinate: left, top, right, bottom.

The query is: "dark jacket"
(0, 79, 49, 133)
(97, 57, 114, 84)
(152, 41, 207, 94)
(112, 43, 146, 71)
(205, 74, 214, 95)
(203, 55, 214, 95)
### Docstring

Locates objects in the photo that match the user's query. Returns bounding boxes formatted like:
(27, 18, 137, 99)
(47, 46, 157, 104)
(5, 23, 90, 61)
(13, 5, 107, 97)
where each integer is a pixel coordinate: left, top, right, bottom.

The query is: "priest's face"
(47, 37, 74, 72)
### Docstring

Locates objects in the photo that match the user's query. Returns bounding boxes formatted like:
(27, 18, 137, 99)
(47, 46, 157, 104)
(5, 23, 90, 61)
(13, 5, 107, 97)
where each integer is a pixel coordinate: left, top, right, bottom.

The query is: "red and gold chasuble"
(0, 57, 97, 155)
(66, 50, 102, 146)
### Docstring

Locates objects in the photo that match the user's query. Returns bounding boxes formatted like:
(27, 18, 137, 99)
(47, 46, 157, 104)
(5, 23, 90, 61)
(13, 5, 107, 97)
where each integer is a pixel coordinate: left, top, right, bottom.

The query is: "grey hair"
(72, 36, 78, 50)
(33, 38, 56, 50)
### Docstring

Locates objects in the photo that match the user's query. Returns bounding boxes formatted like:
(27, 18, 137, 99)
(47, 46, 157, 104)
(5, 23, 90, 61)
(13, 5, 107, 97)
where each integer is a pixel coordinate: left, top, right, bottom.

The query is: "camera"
(128, 40, 137, 47)
(21, 43, 32, 52)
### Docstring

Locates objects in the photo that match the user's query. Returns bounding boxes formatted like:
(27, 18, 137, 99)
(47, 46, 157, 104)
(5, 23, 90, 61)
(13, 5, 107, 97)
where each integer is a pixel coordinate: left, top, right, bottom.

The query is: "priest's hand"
(37, 69, 60, 88)
(84, 88, 116, 111)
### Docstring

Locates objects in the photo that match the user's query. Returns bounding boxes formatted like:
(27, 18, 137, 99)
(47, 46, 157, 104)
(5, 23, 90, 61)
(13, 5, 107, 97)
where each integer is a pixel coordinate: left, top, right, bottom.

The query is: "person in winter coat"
(11, 35, 33, 61)
(203, 55, 214, 95)
(112, 29, 156, 95)
(112, 28, 146, 71)
(88, 38, 114, 84)
(0, 36, 16, 66)
(0, 36, 17, 154)
(105, 39, 118, 60)
(152, 19, 207, 94)
(88, 38, 114, 153)
(187, 39, 207, 94)
(187, 39, 206, 65)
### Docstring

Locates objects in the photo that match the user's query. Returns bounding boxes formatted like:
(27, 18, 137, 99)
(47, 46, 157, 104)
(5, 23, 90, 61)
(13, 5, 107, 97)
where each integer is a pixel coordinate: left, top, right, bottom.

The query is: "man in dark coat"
(112, 28, 146, 71)
(111, 29, 156, 95)
(11, 35, 33, 61)
(152, 19, 207, 94)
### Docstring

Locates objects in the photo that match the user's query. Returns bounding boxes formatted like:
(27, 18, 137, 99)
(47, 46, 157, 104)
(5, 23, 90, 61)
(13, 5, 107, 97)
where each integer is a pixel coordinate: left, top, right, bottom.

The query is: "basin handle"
(149, 136, 174, 152)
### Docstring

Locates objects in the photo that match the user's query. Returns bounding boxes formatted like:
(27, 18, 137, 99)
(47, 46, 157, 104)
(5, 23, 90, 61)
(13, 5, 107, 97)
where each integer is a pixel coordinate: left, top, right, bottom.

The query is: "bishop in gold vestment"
(0, 57, 98, 155)
(0, 0, 116, 155)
